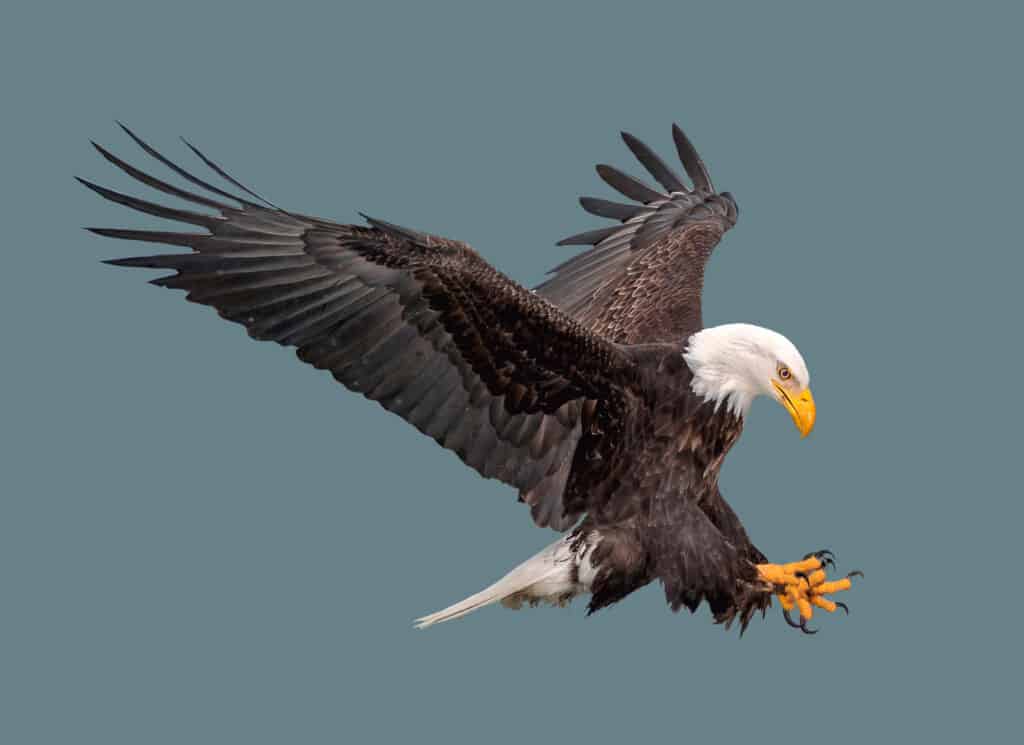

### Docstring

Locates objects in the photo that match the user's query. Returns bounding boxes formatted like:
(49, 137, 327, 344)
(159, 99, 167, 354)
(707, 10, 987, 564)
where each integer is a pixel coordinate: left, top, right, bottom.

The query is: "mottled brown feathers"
(88, 124, 637, 531)
(538, 126, 739, 343)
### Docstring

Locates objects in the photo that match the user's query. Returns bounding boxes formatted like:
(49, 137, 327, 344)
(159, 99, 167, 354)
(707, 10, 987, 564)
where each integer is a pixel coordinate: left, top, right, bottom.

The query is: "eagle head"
(682, 323, 815, 437)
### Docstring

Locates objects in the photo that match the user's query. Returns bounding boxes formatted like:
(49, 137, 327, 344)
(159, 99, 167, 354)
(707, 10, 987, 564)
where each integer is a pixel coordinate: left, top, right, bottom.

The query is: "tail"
(414, 535, 595, 629)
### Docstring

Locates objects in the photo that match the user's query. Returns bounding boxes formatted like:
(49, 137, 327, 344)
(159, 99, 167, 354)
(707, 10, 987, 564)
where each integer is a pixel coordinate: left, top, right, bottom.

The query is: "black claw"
(800, 620, 819, 635)
(805, 549, 836, 570)
(835, 601, 849, 615)
(783, 608, 819, 635)
(847, 570, 864, 579)
(783, 608, 802, 629)
(795, 571, 812, 587)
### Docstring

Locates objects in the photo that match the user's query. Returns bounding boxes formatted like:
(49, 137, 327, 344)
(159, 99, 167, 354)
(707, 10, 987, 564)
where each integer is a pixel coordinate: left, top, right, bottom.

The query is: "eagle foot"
(756, 554, 861, 634)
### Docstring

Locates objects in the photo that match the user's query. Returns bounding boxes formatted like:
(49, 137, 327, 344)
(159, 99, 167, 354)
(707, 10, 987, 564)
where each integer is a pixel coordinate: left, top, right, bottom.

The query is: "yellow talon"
(817, 578, 852, 594)
(795, 593, 813, 620)
(756, 553, 860, 632)
(805, 569, 828, 587)
(787, 557, 825, 574)
(812, 596, 837, 613)
(757, 564, 794, 585)
(758, 557, 825, 586)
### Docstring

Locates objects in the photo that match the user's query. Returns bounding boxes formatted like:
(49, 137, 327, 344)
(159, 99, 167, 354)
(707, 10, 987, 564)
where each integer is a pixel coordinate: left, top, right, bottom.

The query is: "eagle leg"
(756, 553, 860, 633)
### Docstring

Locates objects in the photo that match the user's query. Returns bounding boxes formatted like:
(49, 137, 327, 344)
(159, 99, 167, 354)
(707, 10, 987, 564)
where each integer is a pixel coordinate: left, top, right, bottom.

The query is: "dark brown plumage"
(539, 125, 738, 344)
(84, 123, 776, 631)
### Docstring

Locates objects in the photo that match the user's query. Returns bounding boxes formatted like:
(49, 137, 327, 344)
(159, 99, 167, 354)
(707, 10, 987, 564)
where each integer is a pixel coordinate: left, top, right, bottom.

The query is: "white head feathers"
(683, 323, 810, 417)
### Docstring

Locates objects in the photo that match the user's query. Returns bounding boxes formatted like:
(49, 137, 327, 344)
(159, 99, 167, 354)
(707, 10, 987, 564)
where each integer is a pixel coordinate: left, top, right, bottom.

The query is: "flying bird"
(82, 122, 859, 634)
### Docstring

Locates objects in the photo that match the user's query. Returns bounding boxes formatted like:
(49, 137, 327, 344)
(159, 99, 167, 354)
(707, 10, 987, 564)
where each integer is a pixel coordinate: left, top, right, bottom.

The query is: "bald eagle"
(82, 122, 859, 634)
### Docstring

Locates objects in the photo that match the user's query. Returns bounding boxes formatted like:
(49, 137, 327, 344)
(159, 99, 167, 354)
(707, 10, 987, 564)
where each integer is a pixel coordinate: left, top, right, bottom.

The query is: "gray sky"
(3, 1, 1021, 742)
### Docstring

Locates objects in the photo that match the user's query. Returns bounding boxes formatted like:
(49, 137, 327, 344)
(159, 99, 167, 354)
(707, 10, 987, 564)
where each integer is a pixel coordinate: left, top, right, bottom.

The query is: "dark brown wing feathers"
(620, 131, 688, 193)
(672, 123, 714, 193)
(577, 196, 646, 222)
(537, 124, 738, 344)
(595, 163, 665, 204)
(86, 127, 638, 530)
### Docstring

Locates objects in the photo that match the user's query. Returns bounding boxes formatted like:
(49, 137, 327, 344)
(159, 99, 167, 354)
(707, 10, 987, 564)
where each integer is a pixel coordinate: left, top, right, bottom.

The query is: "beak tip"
(775, 382, 816, 439)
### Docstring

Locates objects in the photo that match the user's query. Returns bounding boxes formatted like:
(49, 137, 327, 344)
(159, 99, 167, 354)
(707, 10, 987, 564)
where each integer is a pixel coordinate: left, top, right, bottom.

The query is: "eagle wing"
(83, 125, 639, 530)
(536, 124, 738, 343)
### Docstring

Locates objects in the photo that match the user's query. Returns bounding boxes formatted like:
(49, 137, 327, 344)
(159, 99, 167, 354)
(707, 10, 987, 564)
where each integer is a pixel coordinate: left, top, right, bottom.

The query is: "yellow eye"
(778, 365, 792, 381)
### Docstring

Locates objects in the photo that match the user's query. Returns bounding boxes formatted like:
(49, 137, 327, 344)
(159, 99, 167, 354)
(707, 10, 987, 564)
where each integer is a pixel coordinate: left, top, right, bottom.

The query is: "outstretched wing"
(83, 125, 638, 530)
(536, 124, 738, 343)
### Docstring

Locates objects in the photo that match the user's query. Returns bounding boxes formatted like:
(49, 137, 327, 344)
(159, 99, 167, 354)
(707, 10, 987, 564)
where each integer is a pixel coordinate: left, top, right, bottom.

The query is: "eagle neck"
(682, 351, 755, 419)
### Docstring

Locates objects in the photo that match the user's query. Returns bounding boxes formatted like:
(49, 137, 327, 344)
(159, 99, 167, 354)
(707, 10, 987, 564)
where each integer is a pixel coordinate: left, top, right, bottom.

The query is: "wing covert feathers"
(86, 127, 638, 530)
(538, 123, 739, 344)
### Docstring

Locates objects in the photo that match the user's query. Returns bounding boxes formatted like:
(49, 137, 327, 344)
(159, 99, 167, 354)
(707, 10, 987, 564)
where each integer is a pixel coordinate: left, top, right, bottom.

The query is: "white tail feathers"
(414, 534, 596, 629)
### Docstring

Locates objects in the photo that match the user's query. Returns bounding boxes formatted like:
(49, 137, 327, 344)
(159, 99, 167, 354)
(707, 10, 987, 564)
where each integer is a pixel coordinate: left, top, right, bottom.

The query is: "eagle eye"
(778, 364, 792, 381)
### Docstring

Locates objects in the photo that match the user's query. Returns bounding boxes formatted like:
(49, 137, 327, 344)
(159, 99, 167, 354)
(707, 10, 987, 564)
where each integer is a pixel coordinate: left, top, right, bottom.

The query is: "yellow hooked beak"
(772, 382, 816, 438)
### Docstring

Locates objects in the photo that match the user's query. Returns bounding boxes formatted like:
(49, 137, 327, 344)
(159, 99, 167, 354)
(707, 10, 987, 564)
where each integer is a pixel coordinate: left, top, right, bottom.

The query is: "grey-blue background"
(3, 1, 1021, 742)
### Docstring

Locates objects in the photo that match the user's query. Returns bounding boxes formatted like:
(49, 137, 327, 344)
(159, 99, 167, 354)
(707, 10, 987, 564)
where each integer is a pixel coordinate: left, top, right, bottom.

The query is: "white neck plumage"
(683, 323, 809, 418)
